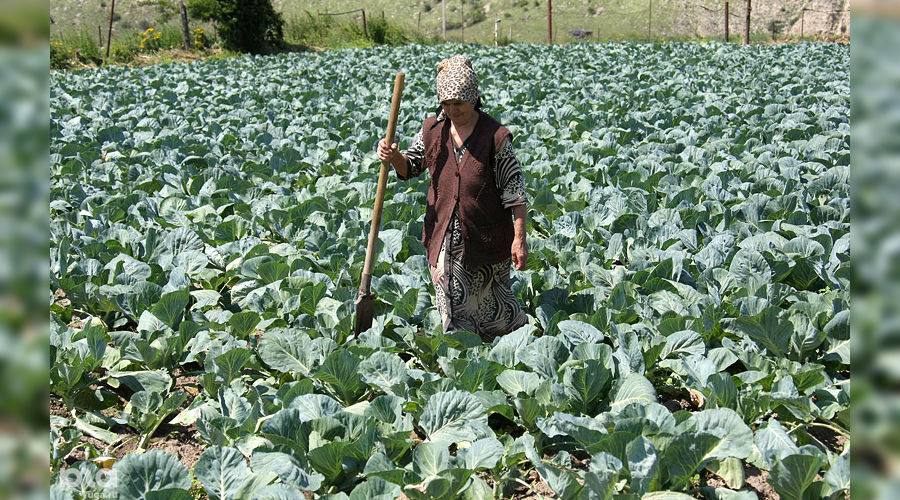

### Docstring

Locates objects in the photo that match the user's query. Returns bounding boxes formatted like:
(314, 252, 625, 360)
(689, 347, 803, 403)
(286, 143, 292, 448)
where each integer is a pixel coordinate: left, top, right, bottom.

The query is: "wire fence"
(316, 8, 370, 41)
(558, 2, 849, 44)
(664, 2, 849, 43)
(387, 1, 850, 45)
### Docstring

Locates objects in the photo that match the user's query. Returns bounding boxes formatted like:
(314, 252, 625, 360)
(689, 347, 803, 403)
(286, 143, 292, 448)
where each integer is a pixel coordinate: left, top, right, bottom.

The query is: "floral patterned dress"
(402, 113, 528, 341)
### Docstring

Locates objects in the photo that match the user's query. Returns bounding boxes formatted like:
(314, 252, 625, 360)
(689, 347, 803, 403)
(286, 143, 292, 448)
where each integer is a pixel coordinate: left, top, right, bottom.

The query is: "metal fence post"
(105, 0, 115, 58)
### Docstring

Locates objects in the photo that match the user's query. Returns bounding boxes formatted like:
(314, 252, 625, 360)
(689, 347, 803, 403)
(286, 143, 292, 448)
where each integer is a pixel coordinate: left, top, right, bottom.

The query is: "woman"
(377, 55, 529, 341)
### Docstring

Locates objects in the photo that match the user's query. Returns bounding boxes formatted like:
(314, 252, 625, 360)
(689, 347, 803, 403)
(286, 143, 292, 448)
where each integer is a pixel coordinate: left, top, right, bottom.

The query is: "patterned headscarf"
(436, 55, 479, 105)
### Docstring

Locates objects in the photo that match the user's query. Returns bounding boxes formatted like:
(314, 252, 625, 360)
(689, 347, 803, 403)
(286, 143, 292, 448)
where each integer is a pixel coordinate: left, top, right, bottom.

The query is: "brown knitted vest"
(421, 111, 514, 268)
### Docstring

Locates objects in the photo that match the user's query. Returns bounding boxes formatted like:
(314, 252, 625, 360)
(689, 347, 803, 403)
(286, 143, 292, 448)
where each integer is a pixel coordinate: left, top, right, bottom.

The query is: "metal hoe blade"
(354, 290, 374, 335)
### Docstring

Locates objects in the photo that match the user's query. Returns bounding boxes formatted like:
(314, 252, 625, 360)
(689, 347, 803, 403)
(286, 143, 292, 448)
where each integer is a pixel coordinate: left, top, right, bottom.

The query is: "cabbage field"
(51, 42, 850, 499)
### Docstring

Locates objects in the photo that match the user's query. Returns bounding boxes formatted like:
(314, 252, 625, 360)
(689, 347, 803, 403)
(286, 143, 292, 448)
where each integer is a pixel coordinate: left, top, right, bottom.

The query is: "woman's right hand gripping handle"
(377, 139, 408, 178)
(377, 139, 398, 163)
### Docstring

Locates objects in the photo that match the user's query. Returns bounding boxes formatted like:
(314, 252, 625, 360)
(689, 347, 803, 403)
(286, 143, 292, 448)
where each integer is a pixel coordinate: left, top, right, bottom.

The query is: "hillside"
(277, 0, 849, 43)
(51, 0, 849, 44)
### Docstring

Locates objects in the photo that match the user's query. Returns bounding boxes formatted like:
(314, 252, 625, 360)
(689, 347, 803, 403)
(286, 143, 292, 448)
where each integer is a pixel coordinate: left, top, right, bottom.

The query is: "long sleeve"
(397, 130, 426, 180)
(494, 136, 528, 209)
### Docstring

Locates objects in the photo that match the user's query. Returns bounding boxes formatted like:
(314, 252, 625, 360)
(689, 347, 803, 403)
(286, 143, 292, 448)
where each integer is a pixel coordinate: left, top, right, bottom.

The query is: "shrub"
(368, 18, 394, 45)
(111, 45, 135, 63)
(60, 28, 103, 66)
(283, 13, 433, 49)
(369, 17, 434, 46)
(214, 0, 284, 53)
(50, 40, 70, 70)
(282, 12, 317, 45)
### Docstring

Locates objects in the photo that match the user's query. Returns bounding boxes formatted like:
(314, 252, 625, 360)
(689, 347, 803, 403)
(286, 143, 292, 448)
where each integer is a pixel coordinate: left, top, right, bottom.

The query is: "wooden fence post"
(461, 0, 464, 42)
(98, 25, 103, 48)
(105, 0, 115, 58)
(494, 19, 500, 46)
(362, 9, 368, 38)
(648, 0, 652, 40)
(725, 2, 729, 42)
(548, 0, 552, 44)
(800, 9, 805, 39)
(744, 0, 751, 45)
(180, 0, 191, 50)
(317, 12, 323, 46)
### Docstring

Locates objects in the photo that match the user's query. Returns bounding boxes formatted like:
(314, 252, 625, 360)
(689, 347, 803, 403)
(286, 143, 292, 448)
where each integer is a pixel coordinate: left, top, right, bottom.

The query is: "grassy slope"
(51, 0, 178, 37)
(51, 0, 849, 45)
(49, 0, 672, 44)
(275, 0, 848, 43)
(277, 0, 683, 44)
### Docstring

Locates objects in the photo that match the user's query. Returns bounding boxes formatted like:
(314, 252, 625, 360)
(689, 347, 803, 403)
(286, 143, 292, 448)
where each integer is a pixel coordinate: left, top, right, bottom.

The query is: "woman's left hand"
(511, 235, 528, 271)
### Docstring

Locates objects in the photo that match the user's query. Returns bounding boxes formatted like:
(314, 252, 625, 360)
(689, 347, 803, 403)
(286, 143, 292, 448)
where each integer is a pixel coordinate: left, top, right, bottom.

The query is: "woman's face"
(441, 99, 476, 126)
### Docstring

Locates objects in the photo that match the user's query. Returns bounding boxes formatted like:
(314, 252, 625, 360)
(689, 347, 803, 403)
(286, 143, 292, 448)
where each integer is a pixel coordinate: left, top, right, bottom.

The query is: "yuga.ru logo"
(57, 467, 119, 498)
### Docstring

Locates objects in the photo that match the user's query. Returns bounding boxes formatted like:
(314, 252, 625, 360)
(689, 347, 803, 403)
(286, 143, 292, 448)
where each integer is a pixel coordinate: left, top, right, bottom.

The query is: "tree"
(188, 0, 284, 53)
(186, 0, 219, 22)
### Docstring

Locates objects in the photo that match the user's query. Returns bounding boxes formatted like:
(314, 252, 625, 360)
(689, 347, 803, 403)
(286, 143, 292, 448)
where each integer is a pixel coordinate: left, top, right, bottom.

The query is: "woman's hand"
(378, 139, 409, 177)
(377, 139, 399, 163)
(511, 235, 528, 271)
(511, 205, 528, 270)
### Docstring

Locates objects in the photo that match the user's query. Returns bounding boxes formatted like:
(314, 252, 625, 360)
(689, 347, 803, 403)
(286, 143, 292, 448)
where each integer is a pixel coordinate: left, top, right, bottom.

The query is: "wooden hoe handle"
(359, 72, 405, 296)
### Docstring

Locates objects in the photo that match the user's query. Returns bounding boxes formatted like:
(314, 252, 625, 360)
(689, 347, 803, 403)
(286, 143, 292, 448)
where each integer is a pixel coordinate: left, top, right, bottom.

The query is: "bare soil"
(173, 368, 201, 397)
(52, 368, 206, 471)
(59, 419, 206, 470)
(704, 472, 729, 489)
(744, 464, 779, 500)
(53, 288, 71, 308)
(511, 468, 557, 499)
(149, 423, 205, 469)
(50, 396, 68, 418)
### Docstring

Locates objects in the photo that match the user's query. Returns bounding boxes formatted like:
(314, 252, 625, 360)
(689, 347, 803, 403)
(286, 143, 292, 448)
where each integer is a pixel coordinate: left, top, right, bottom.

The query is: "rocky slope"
(671, 0, 849, 40)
